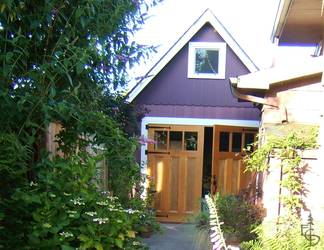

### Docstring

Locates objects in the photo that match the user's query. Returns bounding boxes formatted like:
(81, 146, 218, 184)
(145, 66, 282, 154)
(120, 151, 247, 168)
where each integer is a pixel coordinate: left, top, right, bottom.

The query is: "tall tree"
(0, 1, 159, 248)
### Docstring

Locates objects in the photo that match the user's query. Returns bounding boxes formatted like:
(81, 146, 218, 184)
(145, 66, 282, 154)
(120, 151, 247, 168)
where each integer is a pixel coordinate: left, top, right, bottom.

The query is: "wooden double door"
(147, 124, 257, 222)
(147, 125, 204, 222)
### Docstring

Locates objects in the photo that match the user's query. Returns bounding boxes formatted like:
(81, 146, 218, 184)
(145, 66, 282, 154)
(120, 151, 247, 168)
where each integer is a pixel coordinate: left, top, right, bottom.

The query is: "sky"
(128, 0, 316, 90)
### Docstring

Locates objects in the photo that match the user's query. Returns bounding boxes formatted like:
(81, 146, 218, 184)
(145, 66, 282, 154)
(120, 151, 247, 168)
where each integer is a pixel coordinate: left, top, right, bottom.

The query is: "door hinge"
(156, 213, 168, 218)
(145, 150, 170, 155)
(146, 125, 171, 130)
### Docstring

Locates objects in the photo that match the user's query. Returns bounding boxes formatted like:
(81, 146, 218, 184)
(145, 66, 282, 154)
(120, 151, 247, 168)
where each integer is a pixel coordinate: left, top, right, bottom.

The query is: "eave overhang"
(231, 55, 324, 91)
(272, 0, 324, 45)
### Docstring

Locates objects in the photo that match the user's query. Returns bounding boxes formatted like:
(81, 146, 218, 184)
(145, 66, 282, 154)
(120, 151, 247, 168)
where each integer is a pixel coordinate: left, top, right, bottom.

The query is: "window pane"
(154, 131, 167, 150)
(170, 131, 183, 150)
(185, 132, 198, 151)
(195, 49, 219, 74)
(232, 132, 242, 152)
(219, 132, 229, 152)
(244, 133, 255, 152)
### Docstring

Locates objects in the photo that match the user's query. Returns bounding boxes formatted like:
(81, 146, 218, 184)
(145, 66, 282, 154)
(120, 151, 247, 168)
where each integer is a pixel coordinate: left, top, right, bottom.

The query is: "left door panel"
(147, 125, 204, 222)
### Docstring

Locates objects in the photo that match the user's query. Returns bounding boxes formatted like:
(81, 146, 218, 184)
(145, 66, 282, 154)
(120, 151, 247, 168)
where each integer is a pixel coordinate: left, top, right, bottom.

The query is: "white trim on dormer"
(188, 42, 226, 79)
(127, 8, 258, 102)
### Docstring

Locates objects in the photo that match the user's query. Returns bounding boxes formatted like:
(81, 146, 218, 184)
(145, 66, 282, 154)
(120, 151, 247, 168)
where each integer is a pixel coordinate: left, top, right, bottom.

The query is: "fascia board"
(236, 56, 324, 90)
(271, 0, 293, 42)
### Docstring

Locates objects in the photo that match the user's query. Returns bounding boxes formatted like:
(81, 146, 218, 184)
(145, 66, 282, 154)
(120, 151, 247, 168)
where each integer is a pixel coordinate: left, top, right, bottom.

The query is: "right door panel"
(212, 126, 257, 195)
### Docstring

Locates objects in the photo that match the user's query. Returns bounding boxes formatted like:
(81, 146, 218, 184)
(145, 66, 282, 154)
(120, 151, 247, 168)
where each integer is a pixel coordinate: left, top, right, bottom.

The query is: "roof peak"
(127, 8, 258, 102)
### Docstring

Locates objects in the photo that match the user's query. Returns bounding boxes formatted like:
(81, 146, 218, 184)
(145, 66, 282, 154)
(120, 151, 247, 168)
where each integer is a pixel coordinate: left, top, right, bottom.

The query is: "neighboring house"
(127, 9, 261, 222)
(231, 0, 324, 223)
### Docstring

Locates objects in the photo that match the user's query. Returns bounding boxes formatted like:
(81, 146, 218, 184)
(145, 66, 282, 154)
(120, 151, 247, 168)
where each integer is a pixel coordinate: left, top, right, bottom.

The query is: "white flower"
(29, 181, 38, 187)
(96, 200, 109, 206)
(70, 197, 85, 206)
(67, 210, 78, 218)
(107, 208, 119, 212)
(93, 217, 109, 224)
(59, 231, 74, 238)
(85, 211, 97, 217)
(124, 209, 140, 214)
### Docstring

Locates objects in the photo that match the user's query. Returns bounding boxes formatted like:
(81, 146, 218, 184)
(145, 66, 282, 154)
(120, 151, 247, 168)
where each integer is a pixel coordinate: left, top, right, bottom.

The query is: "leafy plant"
(214, 193, 265, 242)
(241, 127, 320, 249)
(194, 193, 264, 245)
(244, 128, 318, 219)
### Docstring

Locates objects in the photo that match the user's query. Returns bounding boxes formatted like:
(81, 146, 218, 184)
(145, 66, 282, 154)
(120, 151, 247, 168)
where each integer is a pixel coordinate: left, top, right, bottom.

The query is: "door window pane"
(170, 131, 183, 150)
(232, 132, 242, 152)
(219, 132, 229, 152)
(185, 132, 198, 151)
(244, 133, 255, 152)
(154, 131, 167, 150)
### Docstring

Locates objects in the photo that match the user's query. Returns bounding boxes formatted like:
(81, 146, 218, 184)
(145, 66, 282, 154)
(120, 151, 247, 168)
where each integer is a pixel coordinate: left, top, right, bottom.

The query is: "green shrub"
(214, 193, 265, 242)
(194, 193, 265, 244)
(1, 153, 148, 249)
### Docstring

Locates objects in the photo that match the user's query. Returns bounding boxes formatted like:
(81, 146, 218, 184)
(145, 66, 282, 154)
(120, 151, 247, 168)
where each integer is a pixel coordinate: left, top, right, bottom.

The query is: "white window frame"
(187, 42, 226, 79)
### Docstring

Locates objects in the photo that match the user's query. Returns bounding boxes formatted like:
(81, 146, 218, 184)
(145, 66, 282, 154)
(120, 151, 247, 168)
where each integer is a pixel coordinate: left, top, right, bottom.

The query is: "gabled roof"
(127, 8, 259, 102)
(231, 55, 324, 90)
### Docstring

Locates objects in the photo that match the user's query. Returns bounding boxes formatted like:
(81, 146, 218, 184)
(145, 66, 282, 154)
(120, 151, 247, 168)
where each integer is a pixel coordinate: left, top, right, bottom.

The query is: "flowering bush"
(2, 154, 148, 249)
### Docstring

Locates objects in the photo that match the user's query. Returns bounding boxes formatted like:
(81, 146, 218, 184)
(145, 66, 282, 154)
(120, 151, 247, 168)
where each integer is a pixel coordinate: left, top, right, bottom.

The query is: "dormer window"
(188, 42, 226, 79)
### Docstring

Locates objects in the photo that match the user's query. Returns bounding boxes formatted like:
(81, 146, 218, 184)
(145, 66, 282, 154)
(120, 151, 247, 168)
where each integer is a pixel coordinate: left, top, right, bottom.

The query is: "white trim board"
(127, 8, 258, 103)
(139, 116, 260, 178)
(234, 55, 324, 90)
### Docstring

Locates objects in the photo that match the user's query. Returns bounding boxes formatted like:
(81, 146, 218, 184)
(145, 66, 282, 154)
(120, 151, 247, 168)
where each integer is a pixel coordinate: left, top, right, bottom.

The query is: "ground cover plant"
(0, 0, 160, 248)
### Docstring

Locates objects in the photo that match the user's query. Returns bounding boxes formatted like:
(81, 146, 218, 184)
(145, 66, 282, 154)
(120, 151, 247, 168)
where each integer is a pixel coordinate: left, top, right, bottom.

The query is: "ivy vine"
(243, 127, 318, 218)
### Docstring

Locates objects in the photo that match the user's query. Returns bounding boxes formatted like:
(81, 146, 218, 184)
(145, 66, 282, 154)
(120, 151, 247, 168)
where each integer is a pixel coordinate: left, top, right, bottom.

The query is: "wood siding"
(133, 23, 260, 121)
(139, 104, 259, 120)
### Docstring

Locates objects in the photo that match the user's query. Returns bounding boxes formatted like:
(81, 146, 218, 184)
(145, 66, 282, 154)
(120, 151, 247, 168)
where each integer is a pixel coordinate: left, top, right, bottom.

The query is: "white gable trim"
(127, 8, 258, 102)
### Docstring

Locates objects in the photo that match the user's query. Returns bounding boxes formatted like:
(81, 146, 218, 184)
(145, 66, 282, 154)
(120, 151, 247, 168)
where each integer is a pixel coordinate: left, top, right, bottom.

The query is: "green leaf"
(0, 4, 6, 13)
(78, 234, 90, 242)
(115, 238, 123, 249)
(61, 245, 74, 250)
(127, 230, 136, 238)
(6, 52, 14, 61)
(94, 242, 103, 250)
(76, 62, 84, 74)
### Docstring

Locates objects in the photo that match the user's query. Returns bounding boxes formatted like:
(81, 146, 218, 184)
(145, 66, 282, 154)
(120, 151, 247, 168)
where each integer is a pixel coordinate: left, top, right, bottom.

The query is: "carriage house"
(127, 9, 261, 222)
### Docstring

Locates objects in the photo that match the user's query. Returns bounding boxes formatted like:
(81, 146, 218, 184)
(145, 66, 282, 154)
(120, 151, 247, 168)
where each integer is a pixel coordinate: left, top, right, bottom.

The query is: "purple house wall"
(132, 23, 260, 121)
